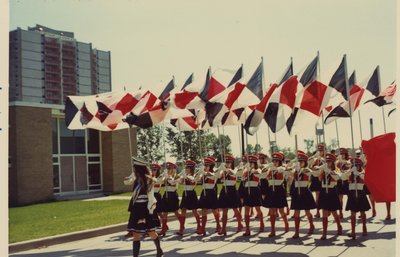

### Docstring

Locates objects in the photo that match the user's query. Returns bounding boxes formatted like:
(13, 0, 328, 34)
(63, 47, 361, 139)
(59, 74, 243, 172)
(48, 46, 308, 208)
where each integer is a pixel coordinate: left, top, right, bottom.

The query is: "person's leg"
(212, 208, 221, 233)
(148, 231, 164, 257)
(255, 206, 264, 232)
(348, 211, 356, 239)
(233, 208, 243, 232)
(219, 208, 228, 235)
(292, 210, 301, 238)
(315, 192, 320, 218)
(385, 202, 391, 220)
(243, 206, 251, 236)
(320, 210, 329, 240)
(305, 210, 315, 235)
(369, 195, 376, 217)
(361, 211, 367, 236)
(278, 207, 289, 233)
(159, 212, 167, 236)
(201, 208, 208, 235)
(338, 194, 344, 219)
(192, 209, 202, 234)
(177, 209, 187, 235)
(269, 208, 277, 237)
(132, 232, 141, 257)
(332, 210, 342, 235)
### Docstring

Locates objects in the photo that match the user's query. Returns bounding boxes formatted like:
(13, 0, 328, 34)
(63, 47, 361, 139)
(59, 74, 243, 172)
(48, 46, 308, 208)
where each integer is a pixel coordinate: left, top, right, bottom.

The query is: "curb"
(9, 212, 187, 254)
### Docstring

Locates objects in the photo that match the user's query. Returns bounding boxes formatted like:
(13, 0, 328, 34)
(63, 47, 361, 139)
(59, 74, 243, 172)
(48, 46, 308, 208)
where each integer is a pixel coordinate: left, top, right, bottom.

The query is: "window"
(52, 118, 58, 154)
(87, 129, 100, 154)
(60, 119, 85, 154)
(88, 163, 101, 185)
(53, 164, 60, 193)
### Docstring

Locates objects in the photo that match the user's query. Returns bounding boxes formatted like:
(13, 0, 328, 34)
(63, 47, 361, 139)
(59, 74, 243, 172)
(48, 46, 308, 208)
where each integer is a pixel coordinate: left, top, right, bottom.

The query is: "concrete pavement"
(10, 199, 395, 257)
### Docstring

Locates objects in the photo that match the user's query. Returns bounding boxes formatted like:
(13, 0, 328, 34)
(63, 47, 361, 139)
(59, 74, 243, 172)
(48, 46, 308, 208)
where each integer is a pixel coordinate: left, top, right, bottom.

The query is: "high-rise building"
(8, 25, 135, 206)
(9, 24, 112, 104)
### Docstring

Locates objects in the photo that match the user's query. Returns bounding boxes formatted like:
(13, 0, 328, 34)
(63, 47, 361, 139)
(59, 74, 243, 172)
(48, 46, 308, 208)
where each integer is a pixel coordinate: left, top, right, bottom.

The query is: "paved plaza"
(10, 200, 395, 257)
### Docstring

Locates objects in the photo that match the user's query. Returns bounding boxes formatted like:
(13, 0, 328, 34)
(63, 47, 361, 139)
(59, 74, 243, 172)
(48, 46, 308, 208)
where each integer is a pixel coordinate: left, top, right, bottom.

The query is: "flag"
(158, 78, 175, 101)
(65, 91, 144, 131)
(264, 62, 297, 133)
(246, 61, 264, 100)
(365, 83, 397, 107)
(171, 73, 204, 109)
(244, 83, 278, 135)
(286, 56, 330, 134)
(324, 67, 381, 124)
(362, 133, 396, 202)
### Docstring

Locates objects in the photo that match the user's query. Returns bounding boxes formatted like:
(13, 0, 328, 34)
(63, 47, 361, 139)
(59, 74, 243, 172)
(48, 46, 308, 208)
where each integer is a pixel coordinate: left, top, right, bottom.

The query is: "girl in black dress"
(159, 162, 180, 236)
(177, 160, 201, 235)
(309, 144, 326, 218)
(151, 164, 163, 229)
(264, 152, 290, 237)
(318, 153, 342, 240)
(289, 152, 316, 238)
(127, 160, 163, 257)
(336, 148, 351, 219)
(241, 155, 264, 236)
(343, 158, 370, 239)
(217, 154, 242, 235)
(197, 157, 221, 235)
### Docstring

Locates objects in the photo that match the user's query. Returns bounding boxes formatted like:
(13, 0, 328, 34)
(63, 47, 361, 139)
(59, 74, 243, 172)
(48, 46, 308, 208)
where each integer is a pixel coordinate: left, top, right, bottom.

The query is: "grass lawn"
(9, 199, 130, 243)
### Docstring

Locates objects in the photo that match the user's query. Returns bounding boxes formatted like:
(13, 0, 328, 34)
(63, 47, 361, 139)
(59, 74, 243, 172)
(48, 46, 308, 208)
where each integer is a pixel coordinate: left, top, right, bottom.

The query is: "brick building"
(9, 25, 135, 206)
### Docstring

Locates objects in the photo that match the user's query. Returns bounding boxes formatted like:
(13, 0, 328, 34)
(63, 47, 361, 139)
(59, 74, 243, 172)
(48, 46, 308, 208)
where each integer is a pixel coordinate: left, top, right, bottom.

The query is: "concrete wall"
(9, 106, 54, 206)
(101, 128, 137, 194)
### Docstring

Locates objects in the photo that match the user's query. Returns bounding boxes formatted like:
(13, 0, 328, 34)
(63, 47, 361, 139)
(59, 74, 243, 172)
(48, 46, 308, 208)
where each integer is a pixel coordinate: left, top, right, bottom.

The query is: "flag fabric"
(388, 108, 396, 117)
(365, 83, 397, 107)
(286, 56, 330, 134)
(244, 83, 278, 135)
(324, 67, 381, 124)
(362, 133, 396, 202)
(171, 73, 204, 109)
(66, 91, 144, 131)
(246, 61, 264, 100)
(264, 62, 297, 133)
(158, 78, 175, 101)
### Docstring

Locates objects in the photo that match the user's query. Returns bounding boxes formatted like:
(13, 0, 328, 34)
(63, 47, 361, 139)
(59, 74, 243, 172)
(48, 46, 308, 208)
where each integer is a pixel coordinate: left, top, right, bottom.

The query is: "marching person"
(258, 153, 270, 218)
(318, 153, 343, 240)
(127, 159, 164, 257)
(342, 158, 370, 240)
(263, 152, 290, 237)
(241, 155, 264, 236)
(177, 160, 201, 235)
(336, 148, 351, 219)
(151, 164, 163, 229)
(159, 162, 180, 236)
(356, 149, 376, 218)
(309, 144, 326, 218)
(289, 151, 316, 238)
(236, 155, 248, 217)
(196, 156, 221, 236)
(217, 154, 243, 235)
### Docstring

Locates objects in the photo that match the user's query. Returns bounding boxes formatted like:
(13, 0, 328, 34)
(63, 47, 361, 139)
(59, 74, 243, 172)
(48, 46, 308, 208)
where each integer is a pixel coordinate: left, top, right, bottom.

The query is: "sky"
(9, 0, 397, 157)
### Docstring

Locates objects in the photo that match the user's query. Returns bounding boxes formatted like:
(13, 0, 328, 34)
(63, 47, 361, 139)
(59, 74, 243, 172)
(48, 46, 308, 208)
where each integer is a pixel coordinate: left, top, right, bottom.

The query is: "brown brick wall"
(101, 128, 137, 194)
(9, 106, 54, 206)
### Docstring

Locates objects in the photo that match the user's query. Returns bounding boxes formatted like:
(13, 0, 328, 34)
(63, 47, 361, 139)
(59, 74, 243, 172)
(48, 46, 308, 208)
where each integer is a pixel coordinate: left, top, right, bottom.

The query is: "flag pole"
(334, 120, 340, 148)
(255, 131, 259, 154)
(376, 66, 387, 133)
(343, 54, 358, 197)
(295, 134, 300, 195)
(358, 110, 363, 140)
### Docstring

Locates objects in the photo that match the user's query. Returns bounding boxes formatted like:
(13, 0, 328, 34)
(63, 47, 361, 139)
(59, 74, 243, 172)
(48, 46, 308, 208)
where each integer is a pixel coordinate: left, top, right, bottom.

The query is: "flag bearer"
(176, 160, 201, 235)
(309, 144, 326, 218)
(159, 162, 180, 236)
(241, 155, 264, 236)
(264, 152, 290, 237)
(196, 157, 221, 235)
(318, 153, 342, 240)
(336, 148, 351, 219)
(217, 154, 243, 235)
(342, 158, 370, 240)
(289, 152, 316, 238)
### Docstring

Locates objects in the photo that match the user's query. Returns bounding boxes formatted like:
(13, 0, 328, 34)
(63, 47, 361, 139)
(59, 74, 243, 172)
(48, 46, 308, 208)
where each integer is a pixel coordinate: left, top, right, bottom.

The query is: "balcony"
(44, 42, 60, 49)
(45, 84, 61, 92)
(45, 57, 60, 66)
(62, 54, 75, 61)
(45, 67, 61, 74)
(45, 50, 60, 57)
(62, 61, 76, 68)
(45, 76, 61, 83)
(63, 69, 75, 76)
(63, 86, 77, 95)
(62, 44, 75, 50)
(63, 78, 77, 85)
(45, 92, 62, 100)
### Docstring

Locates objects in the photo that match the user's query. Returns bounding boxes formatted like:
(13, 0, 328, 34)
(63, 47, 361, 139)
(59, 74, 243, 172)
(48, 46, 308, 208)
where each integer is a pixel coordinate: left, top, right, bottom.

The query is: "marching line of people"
(125, 143, 392, 257)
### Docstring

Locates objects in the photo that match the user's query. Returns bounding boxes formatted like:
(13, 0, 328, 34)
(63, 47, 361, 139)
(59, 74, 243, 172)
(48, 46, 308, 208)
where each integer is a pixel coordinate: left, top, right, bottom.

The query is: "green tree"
(136, 126, 165, 163)
(244, 143, 263, 155)
(303, 139, 315, 154)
